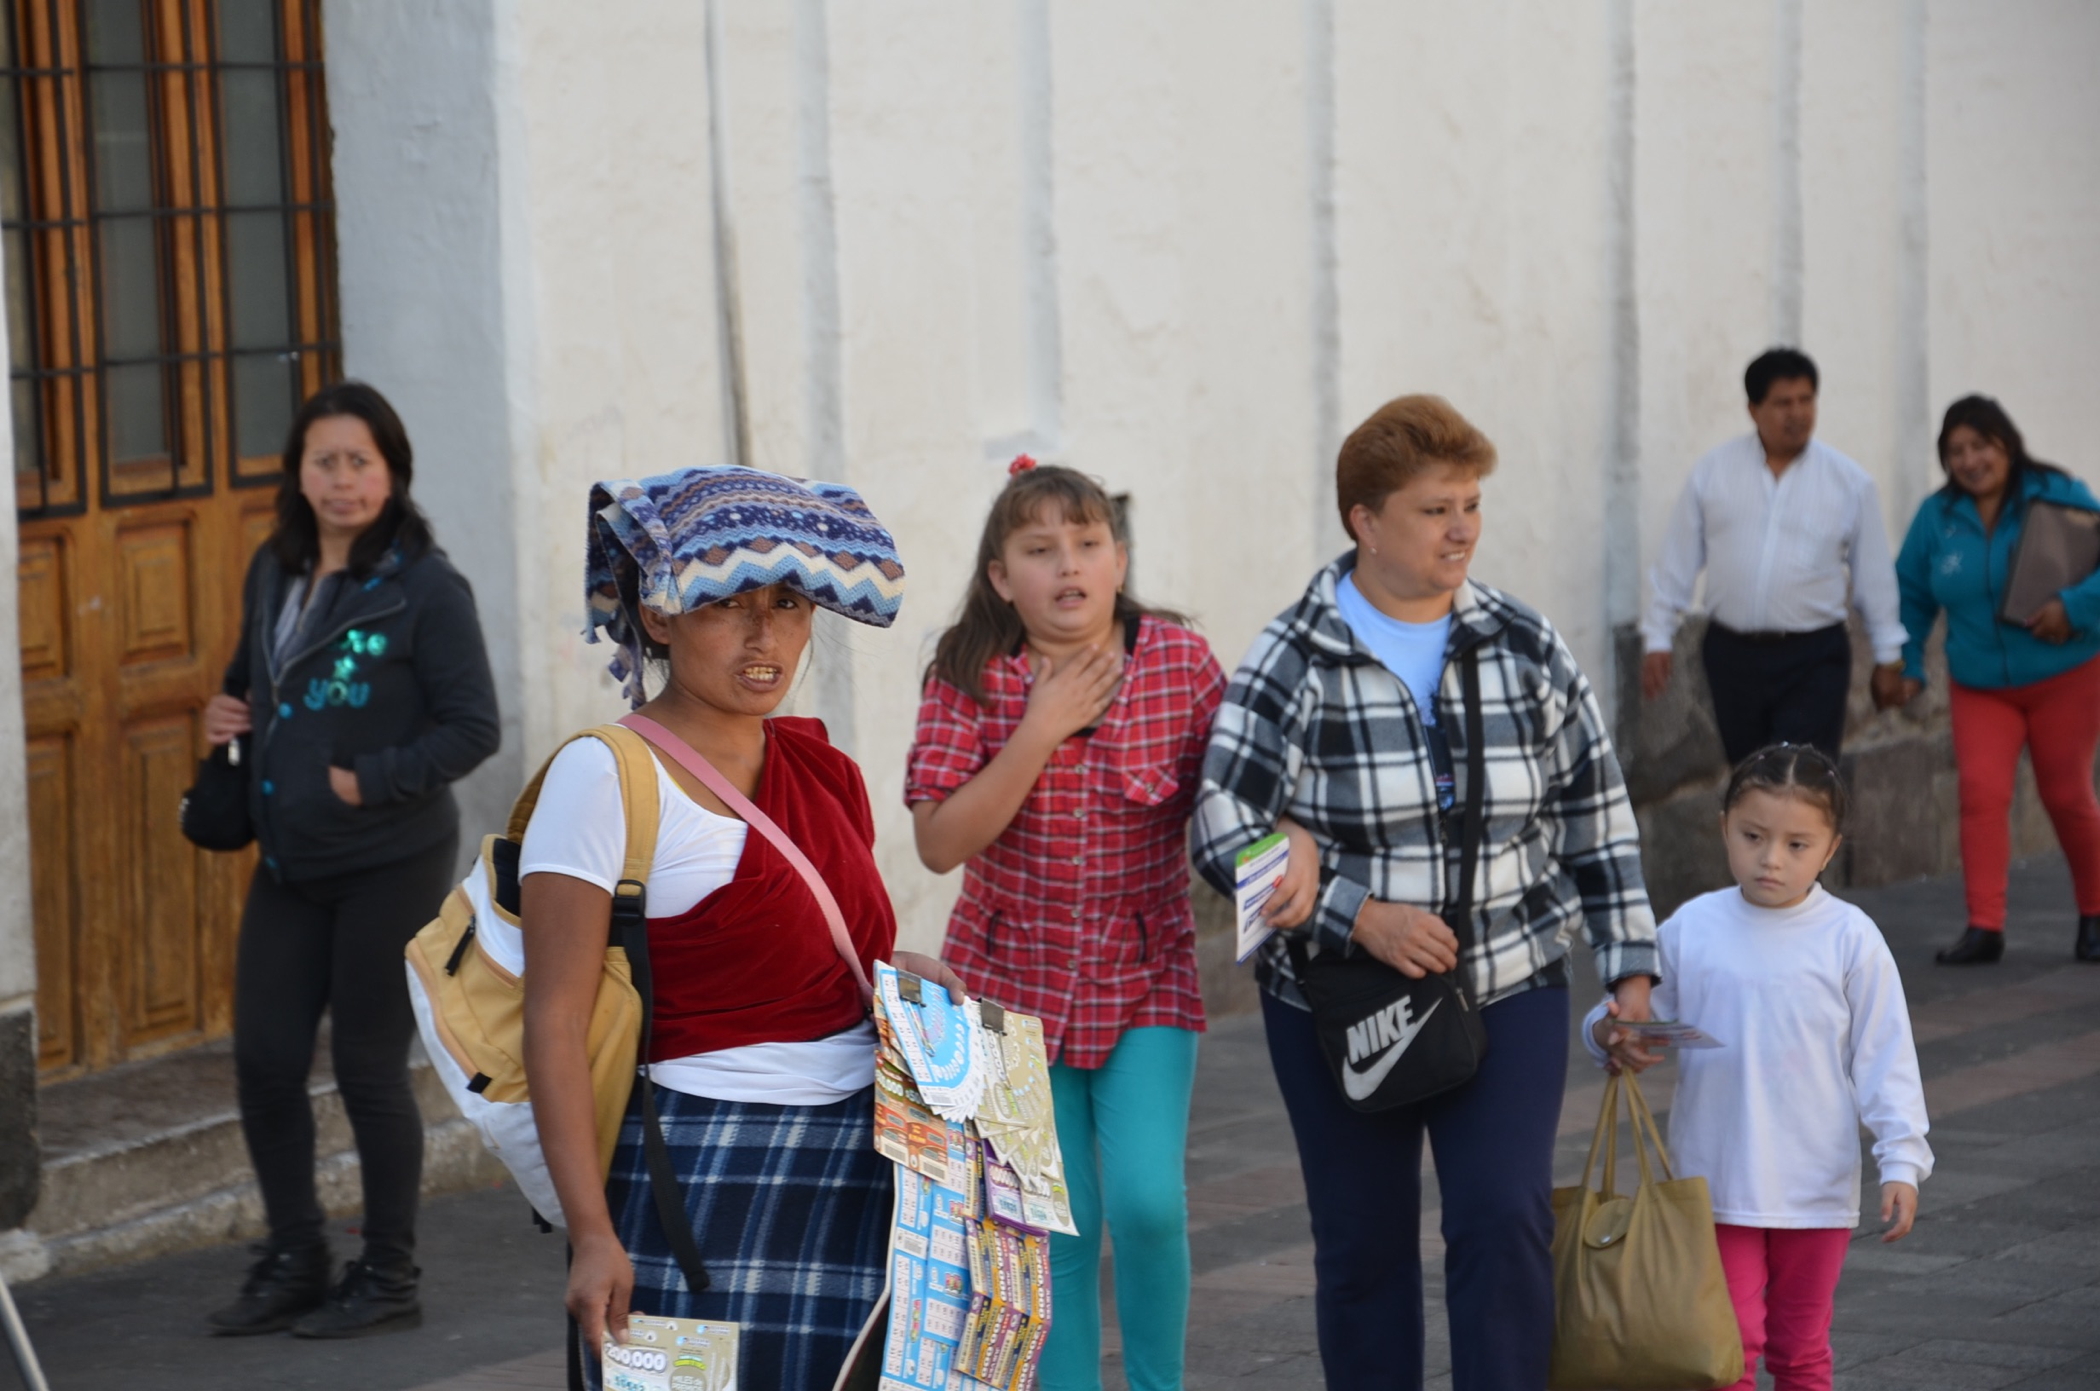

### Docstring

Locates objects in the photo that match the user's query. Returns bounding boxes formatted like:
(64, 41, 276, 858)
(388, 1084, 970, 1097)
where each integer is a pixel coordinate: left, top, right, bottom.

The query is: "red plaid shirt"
(906, 616, 1226, 1068)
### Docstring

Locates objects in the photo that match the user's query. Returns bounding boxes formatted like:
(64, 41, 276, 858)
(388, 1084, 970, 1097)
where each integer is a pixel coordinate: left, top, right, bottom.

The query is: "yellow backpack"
(404, 724, 659, 1229)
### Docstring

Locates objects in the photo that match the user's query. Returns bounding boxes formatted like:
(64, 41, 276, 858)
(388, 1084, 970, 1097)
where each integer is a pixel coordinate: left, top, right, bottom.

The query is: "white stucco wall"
(324, 0, 525, 849)
(1925, 1, 2100, 488)
(320, 0, 2100, 953)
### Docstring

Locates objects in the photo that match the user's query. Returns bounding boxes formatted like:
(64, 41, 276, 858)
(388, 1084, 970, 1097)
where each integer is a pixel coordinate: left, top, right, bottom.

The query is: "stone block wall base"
(23, 1042, 508, 1284)
(1617, 619, 2078, 919)
(31, 1116, 504, 1282)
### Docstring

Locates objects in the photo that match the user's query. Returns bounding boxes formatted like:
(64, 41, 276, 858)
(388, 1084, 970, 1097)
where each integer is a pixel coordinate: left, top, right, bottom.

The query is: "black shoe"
(205, 1239, 332, 1335)
(289, 1258, 423, 1339)
(1936, 927, 2005, 965)
(2078, 916, 2100, 962)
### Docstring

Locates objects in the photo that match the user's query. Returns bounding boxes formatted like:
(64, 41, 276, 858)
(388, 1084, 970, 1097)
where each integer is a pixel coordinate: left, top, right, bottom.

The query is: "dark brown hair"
(928, 464, 1183, 703)
(1336, 394, 1497, 542)
(1721, 743, 1848, 833)
(1935, 393, 2065, 501)
(270, 380, 434, 577)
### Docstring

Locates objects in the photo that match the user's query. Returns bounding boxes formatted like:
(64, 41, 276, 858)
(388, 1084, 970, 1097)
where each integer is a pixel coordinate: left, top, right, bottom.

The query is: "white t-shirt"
(1581, 885, 1932, 1227)
(1335, 572, 1451, 724)
(464, 737, 876, 1105)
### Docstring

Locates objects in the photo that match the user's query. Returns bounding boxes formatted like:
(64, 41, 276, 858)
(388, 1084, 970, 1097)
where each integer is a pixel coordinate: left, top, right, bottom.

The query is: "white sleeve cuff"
(1877, 1161, 1923, 1189)
(1579, 995, 1614, 1068)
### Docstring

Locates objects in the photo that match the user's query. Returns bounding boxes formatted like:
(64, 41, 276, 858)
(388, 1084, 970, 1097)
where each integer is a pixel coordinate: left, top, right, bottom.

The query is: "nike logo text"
(1340, 997, 1441, 1101)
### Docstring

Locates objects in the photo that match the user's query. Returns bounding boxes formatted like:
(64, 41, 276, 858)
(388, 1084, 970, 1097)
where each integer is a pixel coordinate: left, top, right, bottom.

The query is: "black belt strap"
(612, 881, 712, 1295)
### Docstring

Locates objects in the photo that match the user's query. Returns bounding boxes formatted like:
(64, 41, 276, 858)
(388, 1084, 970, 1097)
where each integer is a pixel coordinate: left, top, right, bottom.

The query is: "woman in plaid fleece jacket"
(1194, 396, 1658, 1391)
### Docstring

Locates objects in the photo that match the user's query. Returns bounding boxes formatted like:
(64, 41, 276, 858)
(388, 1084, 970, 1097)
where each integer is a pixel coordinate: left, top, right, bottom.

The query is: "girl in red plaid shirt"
(907, 460, 1226, 1391)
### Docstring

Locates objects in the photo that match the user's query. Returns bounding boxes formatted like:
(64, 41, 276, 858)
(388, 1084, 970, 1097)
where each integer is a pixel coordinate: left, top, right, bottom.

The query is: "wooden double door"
(4, 0, 339, 1076)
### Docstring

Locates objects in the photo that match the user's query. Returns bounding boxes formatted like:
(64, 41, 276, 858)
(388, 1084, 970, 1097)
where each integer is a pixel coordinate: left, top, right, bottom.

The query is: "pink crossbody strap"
(621, 713, 875, 1005)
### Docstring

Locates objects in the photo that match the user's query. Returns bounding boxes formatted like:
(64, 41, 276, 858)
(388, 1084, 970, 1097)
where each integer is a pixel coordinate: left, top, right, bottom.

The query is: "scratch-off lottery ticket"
(602, 1313, 738, 1391)
(878, 1156, 978, 1391)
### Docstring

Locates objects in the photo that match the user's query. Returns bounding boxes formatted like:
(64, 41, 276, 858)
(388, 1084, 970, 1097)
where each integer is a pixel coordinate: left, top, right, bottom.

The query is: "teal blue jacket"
(1896, 467, 2100, 690)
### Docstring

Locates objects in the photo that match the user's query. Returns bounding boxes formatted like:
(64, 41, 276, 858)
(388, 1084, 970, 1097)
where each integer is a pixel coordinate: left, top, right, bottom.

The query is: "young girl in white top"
(1586, 743, 1931, 1391)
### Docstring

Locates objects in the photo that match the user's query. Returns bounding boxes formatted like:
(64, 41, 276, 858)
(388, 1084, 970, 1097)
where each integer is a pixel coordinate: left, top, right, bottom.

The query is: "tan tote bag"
(1548, 1072, 1744, 1391)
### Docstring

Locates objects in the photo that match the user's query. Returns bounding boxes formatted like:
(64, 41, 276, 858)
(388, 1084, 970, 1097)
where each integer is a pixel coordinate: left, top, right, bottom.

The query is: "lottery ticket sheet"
(971, 1011, 1076, 1237)
(879, 1158, 978, 1391)
(869, 967, 1066, 1390)
(877, 963, 987, 1120)
(876, 1152, 1053, 1391)
(602, 1313, 739, 1391)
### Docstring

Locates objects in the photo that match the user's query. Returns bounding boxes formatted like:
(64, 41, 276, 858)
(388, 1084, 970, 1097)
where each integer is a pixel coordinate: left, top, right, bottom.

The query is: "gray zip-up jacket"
(223, 540, 500, 882)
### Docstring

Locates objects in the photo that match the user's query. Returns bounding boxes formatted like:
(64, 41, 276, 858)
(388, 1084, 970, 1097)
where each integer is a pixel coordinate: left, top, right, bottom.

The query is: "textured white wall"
(1333, 0, 1618, 676)
(324, 0, 525, 855)
(314, 0, 2100, 954)
(1925, 1, 2100, 489)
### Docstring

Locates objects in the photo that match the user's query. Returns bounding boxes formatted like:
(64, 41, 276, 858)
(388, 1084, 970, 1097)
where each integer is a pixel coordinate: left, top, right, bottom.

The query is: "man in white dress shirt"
(1641, 348, 1908, 764)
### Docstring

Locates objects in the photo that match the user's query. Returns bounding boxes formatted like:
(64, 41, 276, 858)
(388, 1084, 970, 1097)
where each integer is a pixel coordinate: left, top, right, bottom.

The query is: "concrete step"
(14, 1034, 507, 1282)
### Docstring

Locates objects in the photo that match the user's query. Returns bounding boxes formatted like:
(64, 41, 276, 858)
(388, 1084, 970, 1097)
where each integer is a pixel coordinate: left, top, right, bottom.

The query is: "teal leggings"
(1038, 1026, 1200, 1391)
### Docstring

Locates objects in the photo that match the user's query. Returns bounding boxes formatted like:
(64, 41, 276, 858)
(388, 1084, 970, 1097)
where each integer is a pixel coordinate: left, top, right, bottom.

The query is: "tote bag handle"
(620, 714, 875, 1005)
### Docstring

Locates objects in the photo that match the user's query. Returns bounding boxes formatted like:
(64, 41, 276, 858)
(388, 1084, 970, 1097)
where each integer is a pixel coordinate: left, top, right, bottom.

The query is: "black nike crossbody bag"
(1286, 645, 1489, 1113)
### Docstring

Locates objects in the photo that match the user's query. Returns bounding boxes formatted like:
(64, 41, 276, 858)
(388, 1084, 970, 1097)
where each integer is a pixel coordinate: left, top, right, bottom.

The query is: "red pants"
(1714, 1225, 1851, 1391)
(1950, 655, 2100, 930)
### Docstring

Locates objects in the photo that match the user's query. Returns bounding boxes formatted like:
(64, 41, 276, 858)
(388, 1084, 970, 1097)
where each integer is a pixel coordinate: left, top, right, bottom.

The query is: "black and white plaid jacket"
(1194, 558, 1657, 1009)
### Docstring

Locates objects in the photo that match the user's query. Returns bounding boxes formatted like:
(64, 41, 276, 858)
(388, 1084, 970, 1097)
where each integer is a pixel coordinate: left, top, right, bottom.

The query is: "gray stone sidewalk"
(10, 856, 2100, 1389)
(1157, 855, 2100, 1390)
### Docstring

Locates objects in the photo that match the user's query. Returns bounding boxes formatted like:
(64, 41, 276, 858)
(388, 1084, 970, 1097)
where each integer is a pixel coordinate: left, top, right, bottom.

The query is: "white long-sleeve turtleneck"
(1582, 885, 1932, 1228)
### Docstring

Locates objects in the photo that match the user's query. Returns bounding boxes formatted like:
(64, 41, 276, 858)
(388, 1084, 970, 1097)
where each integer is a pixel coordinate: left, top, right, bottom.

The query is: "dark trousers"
(1263, 985, 1569, 1391)
(1700, 620, 1851, 766)
(234, 837, 458, 1267)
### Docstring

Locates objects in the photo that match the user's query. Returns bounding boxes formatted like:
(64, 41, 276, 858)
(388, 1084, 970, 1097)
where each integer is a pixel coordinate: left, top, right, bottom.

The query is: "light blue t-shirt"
(1335, 572, 1451, 725)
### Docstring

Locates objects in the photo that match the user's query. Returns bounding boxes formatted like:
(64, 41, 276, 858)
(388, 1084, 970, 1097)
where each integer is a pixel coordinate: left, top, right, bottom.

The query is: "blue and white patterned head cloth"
(585, 466, 906, 705)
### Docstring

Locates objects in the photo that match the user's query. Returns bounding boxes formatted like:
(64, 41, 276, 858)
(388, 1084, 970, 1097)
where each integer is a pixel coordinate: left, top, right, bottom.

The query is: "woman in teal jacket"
(1892, 395, 2100, 965)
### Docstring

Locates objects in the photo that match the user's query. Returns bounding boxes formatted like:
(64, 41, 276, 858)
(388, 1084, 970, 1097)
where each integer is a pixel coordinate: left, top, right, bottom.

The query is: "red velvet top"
(644, 716, 894, 1059)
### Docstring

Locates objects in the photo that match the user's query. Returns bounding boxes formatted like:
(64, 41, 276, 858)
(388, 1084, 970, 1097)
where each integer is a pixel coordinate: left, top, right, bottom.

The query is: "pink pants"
(1714, 1224, 1851, 1391)
(1950, 655, 2100, 930)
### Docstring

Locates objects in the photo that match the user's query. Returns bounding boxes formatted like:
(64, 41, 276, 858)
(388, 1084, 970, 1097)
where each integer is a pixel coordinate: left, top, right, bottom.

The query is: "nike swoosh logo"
(1341, 998, 1442, 1101)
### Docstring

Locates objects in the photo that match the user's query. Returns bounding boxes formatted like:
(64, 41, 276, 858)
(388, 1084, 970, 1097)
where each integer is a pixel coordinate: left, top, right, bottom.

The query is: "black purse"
(1287, 646, 1489, 1112)
(180, 733, 255, 852)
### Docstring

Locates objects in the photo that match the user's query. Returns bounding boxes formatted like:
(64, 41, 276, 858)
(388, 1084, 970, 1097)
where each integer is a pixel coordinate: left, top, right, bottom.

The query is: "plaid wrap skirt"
(590, 1081, 892, 1391)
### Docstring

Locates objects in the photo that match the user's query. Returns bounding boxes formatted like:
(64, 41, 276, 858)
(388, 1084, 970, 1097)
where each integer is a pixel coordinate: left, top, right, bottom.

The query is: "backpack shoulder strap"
(501, 725, 662, 891)
(585, 724, 662, 891)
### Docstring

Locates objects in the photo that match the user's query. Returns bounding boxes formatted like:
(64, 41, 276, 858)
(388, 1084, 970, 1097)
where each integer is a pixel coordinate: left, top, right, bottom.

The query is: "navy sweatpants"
(1263, 985, 1569, 1391)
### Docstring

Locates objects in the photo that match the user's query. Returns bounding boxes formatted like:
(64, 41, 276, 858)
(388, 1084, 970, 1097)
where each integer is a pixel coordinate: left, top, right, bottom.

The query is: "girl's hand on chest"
(1018, 644, 1125, 747)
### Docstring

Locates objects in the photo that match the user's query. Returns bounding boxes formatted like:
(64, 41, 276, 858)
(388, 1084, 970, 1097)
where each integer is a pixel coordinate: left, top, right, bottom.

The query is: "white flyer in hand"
(1617, 1019, 1724, 1049)
(1234, 833, 1291, 963)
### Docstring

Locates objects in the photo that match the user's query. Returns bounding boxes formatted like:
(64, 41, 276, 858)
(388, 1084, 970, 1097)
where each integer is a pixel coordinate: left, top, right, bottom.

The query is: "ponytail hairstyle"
(927, 457, 1185, 703)
(1720, 742, 1848, 835)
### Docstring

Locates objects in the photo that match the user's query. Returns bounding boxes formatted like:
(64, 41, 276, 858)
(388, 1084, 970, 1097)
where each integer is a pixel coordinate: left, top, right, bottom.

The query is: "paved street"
(11, 855, 2100, 1390)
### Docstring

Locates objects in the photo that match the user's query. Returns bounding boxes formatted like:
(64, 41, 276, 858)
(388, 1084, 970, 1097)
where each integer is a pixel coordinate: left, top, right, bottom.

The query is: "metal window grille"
(2, 0, 339, 518)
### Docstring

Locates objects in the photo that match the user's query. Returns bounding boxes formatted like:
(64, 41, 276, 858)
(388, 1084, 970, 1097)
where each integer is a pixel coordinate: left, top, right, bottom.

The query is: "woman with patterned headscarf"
(520, 466, 959, 1390)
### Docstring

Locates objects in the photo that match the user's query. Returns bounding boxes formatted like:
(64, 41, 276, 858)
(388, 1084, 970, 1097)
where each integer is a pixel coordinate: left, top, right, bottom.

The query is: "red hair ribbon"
(1008, 454, 1038, 477)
